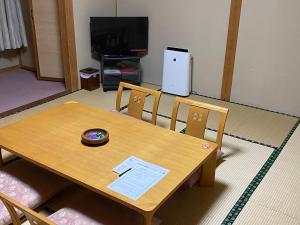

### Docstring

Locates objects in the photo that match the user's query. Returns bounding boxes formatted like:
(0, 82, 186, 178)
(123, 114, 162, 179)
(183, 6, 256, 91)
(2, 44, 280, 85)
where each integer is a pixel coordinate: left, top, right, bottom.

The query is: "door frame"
(29, 0, 78, 92)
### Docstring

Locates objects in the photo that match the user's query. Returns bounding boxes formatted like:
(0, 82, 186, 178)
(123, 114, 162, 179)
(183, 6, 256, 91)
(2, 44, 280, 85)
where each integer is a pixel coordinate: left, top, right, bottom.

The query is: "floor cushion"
(48, 187, 161, 225)
(0, 159, 70, 225)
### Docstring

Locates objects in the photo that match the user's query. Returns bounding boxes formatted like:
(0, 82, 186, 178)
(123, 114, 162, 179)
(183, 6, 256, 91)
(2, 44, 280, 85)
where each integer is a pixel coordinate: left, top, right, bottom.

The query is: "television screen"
(90, 17, 148, 58)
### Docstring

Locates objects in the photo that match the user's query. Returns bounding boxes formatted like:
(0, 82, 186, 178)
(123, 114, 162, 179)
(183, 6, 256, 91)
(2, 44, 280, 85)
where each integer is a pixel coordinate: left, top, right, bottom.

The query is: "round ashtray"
(81, 128, 109, 146)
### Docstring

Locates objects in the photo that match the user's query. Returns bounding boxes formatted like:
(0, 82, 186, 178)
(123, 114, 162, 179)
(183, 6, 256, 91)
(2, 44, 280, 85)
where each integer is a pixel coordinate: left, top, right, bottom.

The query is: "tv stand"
(100, 55, 141, 91)
(103, 53, 137, 58)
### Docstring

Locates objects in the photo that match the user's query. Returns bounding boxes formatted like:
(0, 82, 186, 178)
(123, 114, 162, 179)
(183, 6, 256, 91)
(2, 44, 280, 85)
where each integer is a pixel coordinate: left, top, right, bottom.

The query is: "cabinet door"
(30, 0, 64, 80)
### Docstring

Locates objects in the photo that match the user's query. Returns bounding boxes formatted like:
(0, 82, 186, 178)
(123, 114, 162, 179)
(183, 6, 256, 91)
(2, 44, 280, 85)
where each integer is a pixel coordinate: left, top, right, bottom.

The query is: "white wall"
(0, 50, 19, 69)
(117, 0, 230, 98)
(73, 0, 115, 76)
(232, 0, 300, 116)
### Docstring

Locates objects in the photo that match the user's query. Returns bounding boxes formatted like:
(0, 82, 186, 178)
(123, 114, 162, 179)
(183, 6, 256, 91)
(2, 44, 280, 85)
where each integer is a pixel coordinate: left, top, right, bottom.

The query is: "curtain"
(0, 0, 28, 51)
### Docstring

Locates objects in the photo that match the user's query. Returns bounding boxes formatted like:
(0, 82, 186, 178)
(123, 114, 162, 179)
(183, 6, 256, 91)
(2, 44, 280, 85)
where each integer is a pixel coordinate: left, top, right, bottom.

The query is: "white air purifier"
(162, 47, 191, 96)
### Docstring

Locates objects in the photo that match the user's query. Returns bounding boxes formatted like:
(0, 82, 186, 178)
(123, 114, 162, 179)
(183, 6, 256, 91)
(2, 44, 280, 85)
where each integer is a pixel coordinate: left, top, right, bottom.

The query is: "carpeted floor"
(0, 69, 66, 115)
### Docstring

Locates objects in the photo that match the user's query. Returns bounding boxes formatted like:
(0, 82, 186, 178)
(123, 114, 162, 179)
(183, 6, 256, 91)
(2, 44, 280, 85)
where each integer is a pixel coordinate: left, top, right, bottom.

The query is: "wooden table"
(0, 102, 218, 225)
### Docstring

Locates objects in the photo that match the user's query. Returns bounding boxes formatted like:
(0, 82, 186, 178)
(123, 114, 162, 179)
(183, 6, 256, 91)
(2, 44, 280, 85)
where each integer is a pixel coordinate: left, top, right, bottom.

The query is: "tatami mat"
(234, 202, 299, 225)
(1, 83, 296, 148)
(144, 92, 298, 147)
(236, 125, 300, 223)
(44, 129, 273, 225)
(0, 83, 297, 225)
(155, 130, 273, 225)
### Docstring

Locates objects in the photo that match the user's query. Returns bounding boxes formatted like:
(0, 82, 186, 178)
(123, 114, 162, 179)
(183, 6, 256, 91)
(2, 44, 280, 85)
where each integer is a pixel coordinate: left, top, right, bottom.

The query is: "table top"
(0, 102, 217, 213)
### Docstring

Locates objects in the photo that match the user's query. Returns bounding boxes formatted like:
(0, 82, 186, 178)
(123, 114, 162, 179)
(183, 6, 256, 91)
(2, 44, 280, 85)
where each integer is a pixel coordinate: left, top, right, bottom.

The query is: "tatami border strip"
(140, 103, 299, 224)
(127, 87, 297, 148)
(114, 89, 300, 224)
(221, 118, 300, 225)
(70, 88, 300, 223)
(191, 92, 300, 119)
(2, 86, 298, 224)
(143, 109, 277, 149)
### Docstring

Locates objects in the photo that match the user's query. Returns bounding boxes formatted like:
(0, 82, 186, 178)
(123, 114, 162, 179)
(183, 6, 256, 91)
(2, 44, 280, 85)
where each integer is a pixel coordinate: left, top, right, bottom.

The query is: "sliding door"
(30, 0, 64, 81)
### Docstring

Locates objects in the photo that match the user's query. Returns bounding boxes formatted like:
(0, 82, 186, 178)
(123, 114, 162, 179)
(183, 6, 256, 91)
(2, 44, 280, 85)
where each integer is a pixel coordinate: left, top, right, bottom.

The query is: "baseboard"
(0, 65, 21, 73)
(21, 65, 36, 72)
(38, 77, 65, 82)
(142, 81, 161, 87)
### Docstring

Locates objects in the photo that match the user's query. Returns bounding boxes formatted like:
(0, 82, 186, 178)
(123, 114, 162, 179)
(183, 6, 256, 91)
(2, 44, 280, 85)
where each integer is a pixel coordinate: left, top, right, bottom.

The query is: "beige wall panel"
(32, 0, 64, 79)
(232, 0, 300, 116)
(38, 53, 63, 78)
(117, 0, 230, 98)
(72, 0, 115, 76)
(0, 50, 19, 69)
(19, 0, 35, 69)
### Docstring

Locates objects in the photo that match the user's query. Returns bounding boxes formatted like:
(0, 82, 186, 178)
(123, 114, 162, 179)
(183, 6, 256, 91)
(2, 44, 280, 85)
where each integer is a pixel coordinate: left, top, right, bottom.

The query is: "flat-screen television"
(90, 17, 148, 58)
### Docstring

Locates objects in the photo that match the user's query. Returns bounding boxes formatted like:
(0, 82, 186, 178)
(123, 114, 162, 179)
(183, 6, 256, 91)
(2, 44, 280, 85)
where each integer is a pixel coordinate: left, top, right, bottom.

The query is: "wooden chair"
(171, 97, 228, 153)
(0, 188, 162, 225)
(0, 158, 70, 225)
(115, 82, 161, 125)
(170, 97, 228, 187)
(0, 192, 55, 225)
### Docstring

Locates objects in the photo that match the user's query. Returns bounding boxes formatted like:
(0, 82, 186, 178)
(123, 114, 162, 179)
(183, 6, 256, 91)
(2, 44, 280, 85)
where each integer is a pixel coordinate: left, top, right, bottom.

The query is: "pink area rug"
(0, 69, 66, 114)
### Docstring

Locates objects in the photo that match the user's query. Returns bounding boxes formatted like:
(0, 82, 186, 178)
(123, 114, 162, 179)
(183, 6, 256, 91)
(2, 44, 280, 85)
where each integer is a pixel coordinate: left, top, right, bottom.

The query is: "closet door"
(30, 0, 64, 80)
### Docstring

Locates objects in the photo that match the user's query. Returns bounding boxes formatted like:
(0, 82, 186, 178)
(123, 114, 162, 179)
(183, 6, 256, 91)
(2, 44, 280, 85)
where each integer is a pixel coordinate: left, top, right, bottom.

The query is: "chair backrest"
(170, 97, 229, 150)
(0, 192, 55, 225)
(116, 82, 162, 125)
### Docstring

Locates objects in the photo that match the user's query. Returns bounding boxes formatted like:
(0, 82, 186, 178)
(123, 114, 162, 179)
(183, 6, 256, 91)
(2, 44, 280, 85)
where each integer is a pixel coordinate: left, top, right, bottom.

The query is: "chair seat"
(49, 207, 106, 225)
(110, 109, 142, 121)
(110, 109, 130, 117)
(48, 187, 161, 225)
(0, 159, 70, 225)
(181, 168, 201, 189)
(110, 109, 153, 123)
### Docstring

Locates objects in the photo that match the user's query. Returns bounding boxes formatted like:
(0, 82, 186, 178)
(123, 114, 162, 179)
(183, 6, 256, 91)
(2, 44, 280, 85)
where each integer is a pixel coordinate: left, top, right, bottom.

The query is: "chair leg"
(2, 201, 22, 225)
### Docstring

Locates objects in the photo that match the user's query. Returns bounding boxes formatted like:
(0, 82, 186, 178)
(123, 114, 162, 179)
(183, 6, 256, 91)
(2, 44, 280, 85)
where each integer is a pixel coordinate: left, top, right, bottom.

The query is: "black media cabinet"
(100, 55, 141, 91)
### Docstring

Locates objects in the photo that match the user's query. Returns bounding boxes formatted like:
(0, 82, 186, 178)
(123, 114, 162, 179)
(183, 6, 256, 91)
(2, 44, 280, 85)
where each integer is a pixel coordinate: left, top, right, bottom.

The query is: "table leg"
(0, 148, 3, 168)
(143, 212, 154, 225)
(199, 150, 217, 186)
